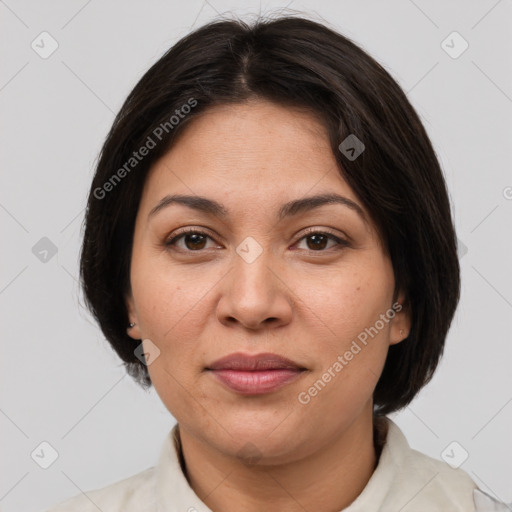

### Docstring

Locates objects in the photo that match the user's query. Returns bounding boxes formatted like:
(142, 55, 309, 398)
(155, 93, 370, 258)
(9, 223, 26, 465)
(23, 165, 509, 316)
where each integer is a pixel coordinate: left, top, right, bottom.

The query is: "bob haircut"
(79, 15, 460, 417)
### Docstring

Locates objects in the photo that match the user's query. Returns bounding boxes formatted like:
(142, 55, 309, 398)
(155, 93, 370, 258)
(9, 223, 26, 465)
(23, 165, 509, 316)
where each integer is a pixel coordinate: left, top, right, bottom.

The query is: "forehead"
(141, 99, 360, 209)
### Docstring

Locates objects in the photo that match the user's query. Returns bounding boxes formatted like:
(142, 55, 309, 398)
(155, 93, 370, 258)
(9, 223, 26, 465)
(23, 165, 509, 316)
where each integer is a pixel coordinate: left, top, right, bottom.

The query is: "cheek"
(131, 255, 208, 339)
(296, 318, 390, 425)
(292, 262, 393, 347)
(291, 261, 394, 412)
(136, 273, 210, 415)
(146, 358, 204, 423)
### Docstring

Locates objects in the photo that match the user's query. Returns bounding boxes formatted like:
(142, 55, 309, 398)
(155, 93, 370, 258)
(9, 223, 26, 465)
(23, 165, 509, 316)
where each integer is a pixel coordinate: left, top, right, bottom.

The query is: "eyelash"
(164, 227, 349, 253)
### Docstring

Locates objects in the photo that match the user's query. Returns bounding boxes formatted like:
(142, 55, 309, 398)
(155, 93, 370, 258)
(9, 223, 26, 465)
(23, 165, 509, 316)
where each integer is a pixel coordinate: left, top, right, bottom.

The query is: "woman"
(47, 14, 508, 512)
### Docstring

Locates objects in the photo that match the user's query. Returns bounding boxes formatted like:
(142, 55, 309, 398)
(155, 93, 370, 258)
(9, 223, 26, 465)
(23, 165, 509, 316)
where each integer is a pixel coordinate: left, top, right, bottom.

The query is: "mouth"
(205, 352, 307, 395)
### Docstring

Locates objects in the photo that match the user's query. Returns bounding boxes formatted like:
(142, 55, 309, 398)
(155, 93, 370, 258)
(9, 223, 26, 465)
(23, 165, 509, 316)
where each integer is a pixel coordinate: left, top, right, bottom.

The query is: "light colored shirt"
(46, 416, 509, 511)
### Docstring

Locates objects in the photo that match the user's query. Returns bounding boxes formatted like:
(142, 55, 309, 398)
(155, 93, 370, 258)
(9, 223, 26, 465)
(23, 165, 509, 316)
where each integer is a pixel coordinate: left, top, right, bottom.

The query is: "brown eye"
(295, 231, 348, 252)
(165, 230, 214, 251)
(305, 234, 329, 250)
(182, 233, 207, 250)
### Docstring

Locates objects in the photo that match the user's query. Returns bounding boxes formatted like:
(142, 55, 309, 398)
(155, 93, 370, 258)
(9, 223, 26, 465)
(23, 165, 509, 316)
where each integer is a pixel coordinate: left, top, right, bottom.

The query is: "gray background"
(1, 0, 511, 510)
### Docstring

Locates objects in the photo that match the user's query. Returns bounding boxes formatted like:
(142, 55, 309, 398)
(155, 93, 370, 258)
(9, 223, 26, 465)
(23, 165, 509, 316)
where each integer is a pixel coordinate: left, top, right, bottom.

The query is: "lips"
(207, 352, 305, 371)
(206, 352, 307, 395)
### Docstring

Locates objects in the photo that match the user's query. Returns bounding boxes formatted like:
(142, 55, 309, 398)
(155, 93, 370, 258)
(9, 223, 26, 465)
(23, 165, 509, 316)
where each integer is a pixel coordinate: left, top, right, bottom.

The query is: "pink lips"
(206, 352, 306, 395)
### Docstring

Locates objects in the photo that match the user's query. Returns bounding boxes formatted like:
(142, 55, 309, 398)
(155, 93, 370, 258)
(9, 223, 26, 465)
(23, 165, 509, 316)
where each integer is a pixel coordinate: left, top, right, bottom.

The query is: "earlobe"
(390, 294, 411, 345)
(126, 319, 142, 339)
(125, 294, 141, 339)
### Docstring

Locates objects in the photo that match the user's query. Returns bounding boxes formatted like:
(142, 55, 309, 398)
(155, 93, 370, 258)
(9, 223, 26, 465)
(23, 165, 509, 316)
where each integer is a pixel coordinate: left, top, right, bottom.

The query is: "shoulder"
(399, 442, 477, 504)
(45, 466, 156, 512)
(473, 488, 511, 511)
(378, 419, 478, 511)
(392, 445, 511, 511)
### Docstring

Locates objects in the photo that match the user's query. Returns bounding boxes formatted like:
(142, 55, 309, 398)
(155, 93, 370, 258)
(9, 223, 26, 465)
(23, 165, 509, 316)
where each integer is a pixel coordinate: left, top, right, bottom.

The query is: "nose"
(216, 246, 293, 331)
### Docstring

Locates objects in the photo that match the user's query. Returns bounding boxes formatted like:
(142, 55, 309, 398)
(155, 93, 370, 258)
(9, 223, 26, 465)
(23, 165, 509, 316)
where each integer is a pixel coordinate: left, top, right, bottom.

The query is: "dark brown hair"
(79, 15, 460, 417)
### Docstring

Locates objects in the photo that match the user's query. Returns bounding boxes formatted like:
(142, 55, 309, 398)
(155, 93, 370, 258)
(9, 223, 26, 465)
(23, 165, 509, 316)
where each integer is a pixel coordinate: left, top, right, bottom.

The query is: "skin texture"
(126, 98, 411, 512)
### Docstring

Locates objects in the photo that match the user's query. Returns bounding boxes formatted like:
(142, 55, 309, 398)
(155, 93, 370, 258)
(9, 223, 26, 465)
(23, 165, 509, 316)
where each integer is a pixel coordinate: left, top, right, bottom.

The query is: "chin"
(218, 414, 306, 456)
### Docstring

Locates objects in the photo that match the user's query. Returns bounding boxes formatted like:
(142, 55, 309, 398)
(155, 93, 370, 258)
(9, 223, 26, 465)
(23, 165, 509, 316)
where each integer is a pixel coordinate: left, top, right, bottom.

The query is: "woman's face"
(126, 98, 410, 463)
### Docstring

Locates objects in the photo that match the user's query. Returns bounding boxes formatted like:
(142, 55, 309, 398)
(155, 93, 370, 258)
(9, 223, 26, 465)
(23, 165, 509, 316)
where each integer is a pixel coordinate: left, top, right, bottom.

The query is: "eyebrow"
(148, 193, 367, 223)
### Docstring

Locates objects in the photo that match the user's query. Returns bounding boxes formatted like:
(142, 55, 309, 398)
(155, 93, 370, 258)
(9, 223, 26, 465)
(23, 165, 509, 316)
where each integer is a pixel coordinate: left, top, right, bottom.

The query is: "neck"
(177, 408, 381, 512)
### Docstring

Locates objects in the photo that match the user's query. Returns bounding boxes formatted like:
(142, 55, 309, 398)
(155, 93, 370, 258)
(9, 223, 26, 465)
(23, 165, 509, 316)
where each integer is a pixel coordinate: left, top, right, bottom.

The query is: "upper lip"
(206, 352, 305, 371)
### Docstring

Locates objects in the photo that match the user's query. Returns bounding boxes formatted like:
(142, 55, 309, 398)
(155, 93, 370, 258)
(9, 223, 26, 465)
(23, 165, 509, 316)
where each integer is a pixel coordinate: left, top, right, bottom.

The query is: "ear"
(125, 291, 142, 340)
(389, 292, 411, 346)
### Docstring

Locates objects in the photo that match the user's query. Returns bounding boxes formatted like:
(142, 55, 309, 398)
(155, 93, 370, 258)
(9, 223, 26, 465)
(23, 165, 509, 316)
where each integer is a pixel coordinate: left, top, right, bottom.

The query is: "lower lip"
(208, 369, 304, 395)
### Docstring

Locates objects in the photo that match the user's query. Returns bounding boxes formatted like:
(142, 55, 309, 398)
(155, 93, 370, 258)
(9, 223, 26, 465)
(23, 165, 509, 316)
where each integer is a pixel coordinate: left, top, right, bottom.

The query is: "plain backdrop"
(1, 1, 511, 510)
